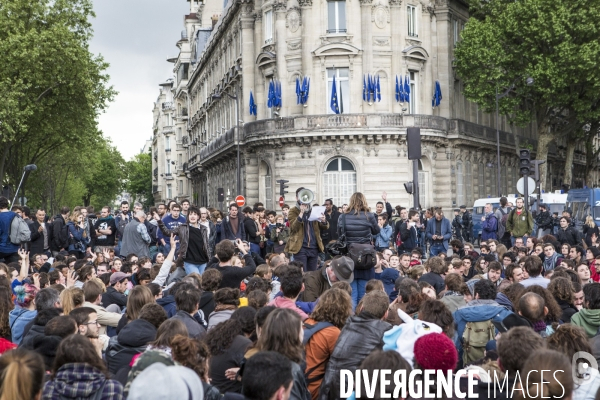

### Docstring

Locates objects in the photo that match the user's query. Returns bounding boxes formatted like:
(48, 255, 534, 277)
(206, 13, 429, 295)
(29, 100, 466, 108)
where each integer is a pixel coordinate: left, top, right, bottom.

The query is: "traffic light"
(277, 180, 289, 197)
(404, 182, 413, 195)
(519, 149, 531, 176)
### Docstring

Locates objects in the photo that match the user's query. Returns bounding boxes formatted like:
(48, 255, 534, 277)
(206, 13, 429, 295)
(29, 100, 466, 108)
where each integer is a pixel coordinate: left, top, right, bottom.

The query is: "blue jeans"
(429, 243, 446, 257)
(510, 236, 528, 246)
(351, 279, 368, 308)
(184, 262, 207, 275)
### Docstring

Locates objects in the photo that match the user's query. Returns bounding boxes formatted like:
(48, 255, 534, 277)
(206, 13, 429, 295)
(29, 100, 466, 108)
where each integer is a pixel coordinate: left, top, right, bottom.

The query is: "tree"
(81, 138, 126, 208)
(126, 152, 154, 208)
(0, 0, 116, 192)
(454, 0, 600, 188)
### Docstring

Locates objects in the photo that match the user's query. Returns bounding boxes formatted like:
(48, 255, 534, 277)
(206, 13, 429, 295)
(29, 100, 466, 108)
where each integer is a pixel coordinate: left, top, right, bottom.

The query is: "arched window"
(323, 157, 357, 206)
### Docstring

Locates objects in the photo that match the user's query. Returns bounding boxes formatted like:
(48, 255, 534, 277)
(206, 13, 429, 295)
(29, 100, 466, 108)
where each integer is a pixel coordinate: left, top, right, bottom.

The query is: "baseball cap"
(110, 272, 129, 285)
(330, 256, 354, 283)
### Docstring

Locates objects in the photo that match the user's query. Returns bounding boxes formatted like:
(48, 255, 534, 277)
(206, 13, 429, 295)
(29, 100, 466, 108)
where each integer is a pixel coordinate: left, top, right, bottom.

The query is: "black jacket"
(337, 212, 379, 244)
(220, 216, 246, 242)
(399, 221, 418, 252)
(558, 299, 578, 323)
(243, 217, 260, 245)
(50, 215, 68, 251)
(199, 292, 216, 319)
(19, 324, 45, 350)
(101, 287, 127, 310)
(322, 209, 341, 243)
(320, 313, 391, 400)
(536, 210, 554, 231)
(29, 220, 48, 255)
(556, 226, 580, 246)
(105, 319, 156, 374)
(171, 310, 207, 340)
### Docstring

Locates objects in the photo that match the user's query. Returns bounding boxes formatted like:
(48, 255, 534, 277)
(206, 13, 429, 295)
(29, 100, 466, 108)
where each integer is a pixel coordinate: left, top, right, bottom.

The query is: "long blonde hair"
(586, 215, 596, 228)
(345, 192, 370, 216)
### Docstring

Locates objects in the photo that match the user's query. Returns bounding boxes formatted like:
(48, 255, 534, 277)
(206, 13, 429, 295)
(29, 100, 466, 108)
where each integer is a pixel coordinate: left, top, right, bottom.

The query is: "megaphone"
(297, 188, 314, 205)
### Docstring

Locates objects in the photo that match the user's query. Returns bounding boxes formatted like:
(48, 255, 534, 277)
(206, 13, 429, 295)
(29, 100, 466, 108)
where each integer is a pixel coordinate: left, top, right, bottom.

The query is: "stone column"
(253, 10, 266, 119)
(389, 0, 402, 114)
(359, 0, 373, 113)
(240, 2, 256, 123)
(275, 1, 288, 116)
(245, 152, 260, 202)
(435, 6, 451, 119)
(299, 0, 314, 115)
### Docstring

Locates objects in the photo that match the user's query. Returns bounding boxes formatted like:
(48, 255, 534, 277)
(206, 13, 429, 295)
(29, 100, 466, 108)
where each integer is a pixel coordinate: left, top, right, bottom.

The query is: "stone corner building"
(152, 0, 582, 210)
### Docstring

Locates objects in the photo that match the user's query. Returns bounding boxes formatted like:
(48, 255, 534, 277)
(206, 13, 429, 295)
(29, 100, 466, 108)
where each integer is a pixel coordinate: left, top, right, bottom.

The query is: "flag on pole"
(363, 75, 367, 102)
(249, 91, 257, 116)
(330, 76, 340, 114)
(404, 74, 411, 104)
(296, 77, 301, 105)
(376, 75, 381, 102)
(267, 81, 274, 108)
(395, 76, 400, 102)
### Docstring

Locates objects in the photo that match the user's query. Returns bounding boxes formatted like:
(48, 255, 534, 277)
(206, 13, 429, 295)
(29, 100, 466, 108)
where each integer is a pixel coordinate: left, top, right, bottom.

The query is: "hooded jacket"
(572, 309, 600, 338)
(452, 301, 513, 361)
(32, 334, 63, 371)
(105, 319, 157, 374)
(268, 297, 309, 321)
(506, 208, 534, 238)
(207, 309, 235, 330)
(42, 363, 124, 400)
(157, 294, 177, 318)
(9, 308, 37, 345)
(557, 299, 578, 324)
(157, 220, 211, 268)
(199, 292, 216, 318)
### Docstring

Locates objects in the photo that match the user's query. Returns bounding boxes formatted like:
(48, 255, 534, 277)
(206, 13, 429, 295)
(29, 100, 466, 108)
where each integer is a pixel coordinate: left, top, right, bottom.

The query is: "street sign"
(235, 195, 245, 207)
(279, 196, 285, 208)
(517, 177, 536, 195)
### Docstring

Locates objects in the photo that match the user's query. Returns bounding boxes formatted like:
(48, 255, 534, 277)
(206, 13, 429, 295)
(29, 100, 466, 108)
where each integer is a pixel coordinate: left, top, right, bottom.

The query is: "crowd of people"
(0, 192, 600, 400)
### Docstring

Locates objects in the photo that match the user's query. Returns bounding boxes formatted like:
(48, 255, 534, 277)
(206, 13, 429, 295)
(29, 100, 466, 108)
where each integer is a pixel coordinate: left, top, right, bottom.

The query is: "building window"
(418, 160, 426, 208)
(177, 63, 189, 83)
(327, 1, 346, 34)
(264, 10, 273, 44)
(165, 136, 171, 151)
(456, 162, 465, 208)
(327, 68, 350, 114)
(177, 127, 182, 142)
(166, 160, 171, 175)
(167, 184, 172, 199)
(323, 157, 357, 206)
(409, 71, 417, 114)
(407, 5, 417, 37)
(178, 180, 183, 195)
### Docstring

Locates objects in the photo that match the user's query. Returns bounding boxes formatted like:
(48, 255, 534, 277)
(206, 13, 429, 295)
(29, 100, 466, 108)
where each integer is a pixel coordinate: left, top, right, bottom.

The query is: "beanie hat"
(413, 333, 458, 371)
(466, 279, 480, 297)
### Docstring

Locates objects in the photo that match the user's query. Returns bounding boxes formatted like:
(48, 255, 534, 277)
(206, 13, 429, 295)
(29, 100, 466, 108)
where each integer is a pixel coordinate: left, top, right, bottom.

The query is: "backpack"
(497, 208, 510, 238)
(51, 218, 69, 249)
(462, 319, 495, 365)
(303, 321, 334, 384)
(9, 215, 31, 245)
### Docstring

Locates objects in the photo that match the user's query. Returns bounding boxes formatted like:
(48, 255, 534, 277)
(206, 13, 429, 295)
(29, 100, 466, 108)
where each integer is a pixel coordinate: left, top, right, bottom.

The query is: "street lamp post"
(495, 77, 534, 197)
(11, 164, 37, 206)
(213, 89, 241, 195)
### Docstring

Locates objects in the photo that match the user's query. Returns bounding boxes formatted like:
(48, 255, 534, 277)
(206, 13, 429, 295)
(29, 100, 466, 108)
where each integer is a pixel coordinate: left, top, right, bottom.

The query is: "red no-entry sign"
(279, 196, 285, 208)
(235, 195, 245, 207)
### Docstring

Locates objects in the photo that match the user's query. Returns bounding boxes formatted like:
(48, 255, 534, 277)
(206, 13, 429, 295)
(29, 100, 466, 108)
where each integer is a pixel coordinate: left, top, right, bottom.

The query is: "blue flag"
(395, 76, 400, 102)
(404, 75, 411, 103)
(249, 91, 257, 116)
(304, 77, 310, 104)
(330, 76, 340, 114)
(376, 75, 381, 102)
(267, 81, 274, 108)
(296, 77, 301, 105)
(363, 75, 367, 102)
(436, 81, 442, 107)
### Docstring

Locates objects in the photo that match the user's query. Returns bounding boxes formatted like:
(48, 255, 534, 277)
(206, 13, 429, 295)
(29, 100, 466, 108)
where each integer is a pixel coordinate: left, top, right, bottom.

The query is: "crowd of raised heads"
(0, 192, 600, 400)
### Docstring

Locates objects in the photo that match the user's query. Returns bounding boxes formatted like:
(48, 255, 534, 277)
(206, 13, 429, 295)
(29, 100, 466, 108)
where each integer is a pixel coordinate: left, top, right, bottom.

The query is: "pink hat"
(413, 333, 458, 371)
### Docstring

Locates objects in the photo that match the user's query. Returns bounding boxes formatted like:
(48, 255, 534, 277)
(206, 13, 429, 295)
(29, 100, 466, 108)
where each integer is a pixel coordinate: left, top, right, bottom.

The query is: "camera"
(276, 223, 284, 229)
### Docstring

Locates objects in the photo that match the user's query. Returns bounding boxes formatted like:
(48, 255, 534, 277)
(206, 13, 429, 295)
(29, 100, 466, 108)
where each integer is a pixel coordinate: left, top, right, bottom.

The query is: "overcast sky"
(89, 0, 189, 160)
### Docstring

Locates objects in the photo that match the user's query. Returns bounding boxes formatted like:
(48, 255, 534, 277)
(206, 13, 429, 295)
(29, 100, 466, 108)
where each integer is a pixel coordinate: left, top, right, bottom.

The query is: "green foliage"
(125, 152, 154, 208)
(0, 1, 116, 184)
(0, 0, 119, 212)
(454, 0, 600, 184)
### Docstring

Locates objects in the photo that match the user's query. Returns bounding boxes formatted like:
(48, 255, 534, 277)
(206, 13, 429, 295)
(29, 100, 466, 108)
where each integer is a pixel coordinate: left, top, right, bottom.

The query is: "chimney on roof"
(211, 14, 219, 28)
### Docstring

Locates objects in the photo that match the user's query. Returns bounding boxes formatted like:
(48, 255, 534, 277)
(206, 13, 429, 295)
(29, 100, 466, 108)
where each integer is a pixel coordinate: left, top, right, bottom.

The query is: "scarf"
(532, 320, 547, 333)
(214, 304, 237, 312)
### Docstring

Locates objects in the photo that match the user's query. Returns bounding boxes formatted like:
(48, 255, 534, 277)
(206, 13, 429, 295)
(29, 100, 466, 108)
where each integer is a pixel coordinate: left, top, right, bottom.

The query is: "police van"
(566, 188, 600, 230)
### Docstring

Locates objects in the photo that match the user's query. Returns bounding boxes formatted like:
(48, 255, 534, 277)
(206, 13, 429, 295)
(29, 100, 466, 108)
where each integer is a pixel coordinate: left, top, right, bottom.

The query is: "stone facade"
(154, 0, 588, 210)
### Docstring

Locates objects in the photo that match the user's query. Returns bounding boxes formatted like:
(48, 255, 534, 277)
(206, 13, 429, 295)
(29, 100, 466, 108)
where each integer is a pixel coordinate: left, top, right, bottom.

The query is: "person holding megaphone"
(284, 187, 329, 272)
